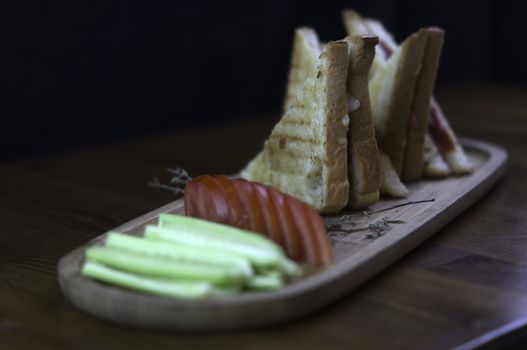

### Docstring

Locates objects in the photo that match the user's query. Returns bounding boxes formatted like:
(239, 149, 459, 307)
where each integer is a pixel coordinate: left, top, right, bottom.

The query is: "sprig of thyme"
(365, 217, 406, 239)
(327, 216, 405, 239)
(167, 167, 192, 185)
(148, 167, 191, 195)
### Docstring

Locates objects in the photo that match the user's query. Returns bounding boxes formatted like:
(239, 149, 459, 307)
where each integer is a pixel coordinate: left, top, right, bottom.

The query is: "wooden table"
(2, 86, 526, 349)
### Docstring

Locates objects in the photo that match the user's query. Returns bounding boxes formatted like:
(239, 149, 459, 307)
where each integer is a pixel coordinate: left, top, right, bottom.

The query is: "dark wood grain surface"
(2, 86, 526, 349)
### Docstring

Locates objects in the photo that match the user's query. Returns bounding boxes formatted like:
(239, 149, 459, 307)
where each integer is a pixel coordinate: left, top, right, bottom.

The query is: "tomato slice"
(303, 202, 333, 265)
(268, 189, 303, 261)
(208, 175, 248, 229)
(231, 179, 267, 234)
(193, 175, 231, 225)
(196, 181, 218, 222)
(251, 182, 285, 248)
(184, 175, 333, 266)
(285, 196, 320, 265)
(186, 178, 224, 223)
(184, 180, 199, 217)
(185, 180, 209, 219)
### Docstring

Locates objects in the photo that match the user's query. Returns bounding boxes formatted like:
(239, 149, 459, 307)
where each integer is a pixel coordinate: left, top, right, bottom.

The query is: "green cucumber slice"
(85, 247, 246, 286)
(82, 261, 212, 299)
(247, 274, 284, 290)
(158, 213, 283, 253)
(105, 232, 253, 277)
(144, 225, 286, 270)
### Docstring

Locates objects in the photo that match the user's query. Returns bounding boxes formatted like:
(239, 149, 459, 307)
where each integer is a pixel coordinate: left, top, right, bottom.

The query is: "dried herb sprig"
(325, 214, 356, 231)
(365, 217, 406, 239)
(327, 216, 405, 239)
(167, 167, 192, 185)
(148, 167, 191, 195)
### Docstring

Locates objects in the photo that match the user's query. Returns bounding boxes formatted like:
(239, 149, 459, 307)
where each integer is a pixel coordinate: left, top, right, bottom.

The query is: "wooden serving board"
(58, 138, 507, 330)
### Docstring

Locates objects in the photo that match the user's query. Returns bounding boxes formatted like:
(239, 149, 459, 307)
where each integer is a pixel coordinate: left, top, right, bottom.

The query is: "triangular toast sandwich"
(241, 40, 350, 214)
(368, 28, 427, 178)
(279, 28, 381, 209)
(344, 9, 472, 178)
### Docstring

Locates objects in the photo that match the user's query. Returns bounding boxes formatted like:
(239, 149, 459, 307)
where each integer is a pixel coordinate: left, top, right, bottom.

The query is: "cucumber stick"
(157, 214, 301, 277)
(82, 215, 305, 299)
(247, 274, 284, 290)
(145, 225, 287, 270)
(281, 259, 303, 278)
(158, 213, 283, 253)
(82, 261, 212, 299)
(106, 232, 253, 277)
(86, 247, 247, 286)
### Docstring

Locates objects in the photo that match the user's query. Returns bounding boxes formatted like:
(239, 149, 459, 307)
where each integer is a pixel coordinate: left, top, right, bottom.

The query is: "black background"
(4, 0, 527, 161)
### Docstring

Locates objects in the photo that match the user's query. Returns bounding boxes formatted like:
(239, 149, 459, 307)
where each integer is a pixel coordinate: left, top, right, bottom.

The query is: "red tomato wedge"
(184, 175, 333, 266)
(286, 196, 321, 265)
(232, 179, 267, 234)
(207, 175, 247, 228)
(251, 183, 285, 251)
(266, 187, 302, 261)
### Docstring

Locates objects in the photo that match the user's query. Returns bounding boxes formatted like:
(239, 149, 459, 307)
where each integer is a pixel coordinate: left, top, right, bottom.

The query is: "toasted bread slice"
(428, 99, 474, 174)
(402, 28, 445, 183)
(379, 152, 409, 197)
(344, 35, 381, 208)
(283, 28, 322, 112)
(242, 41, 350, 213)
(369, 29, 427, 176)
(423, 133, 451, 177)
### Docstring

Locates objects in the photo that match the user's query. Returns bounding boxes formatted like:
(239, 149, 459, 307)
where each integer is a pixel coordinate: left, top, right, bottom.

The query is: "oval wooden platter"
(58, 138, 507, 330)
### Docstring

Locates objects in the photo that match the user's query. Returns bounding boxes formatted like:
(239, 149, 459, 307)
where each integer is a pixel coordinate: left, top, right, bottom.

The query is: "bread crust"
(319, 41, 351, 213)
(344, 35, 381, 209)
(371, 29, 427, 176)
(403, 28, 444, 183)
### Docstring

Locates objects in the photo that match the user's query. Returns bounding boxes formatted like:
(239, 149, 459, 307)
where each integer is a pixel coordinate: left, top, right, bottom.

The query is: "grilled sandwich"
(261, 28, 381, 209)
(368, 28, 427, 177)
(241, 40, 350, 213)
(343, 9, 473, 179)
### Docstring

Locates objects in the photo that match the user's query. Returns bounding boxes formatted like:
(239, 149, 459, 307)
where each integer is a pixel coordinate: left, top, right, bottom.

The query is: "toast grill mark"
(270, 134, 322, 146)
(279, 118, 314, 127)
(268, 137, 323, 162)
